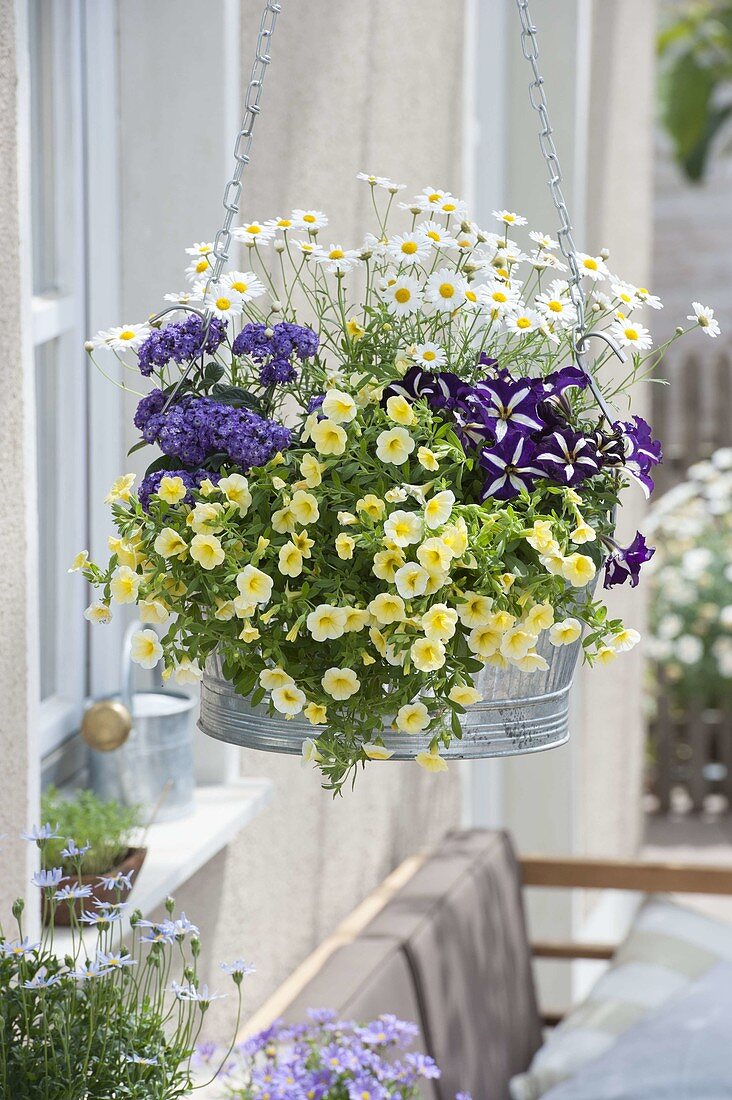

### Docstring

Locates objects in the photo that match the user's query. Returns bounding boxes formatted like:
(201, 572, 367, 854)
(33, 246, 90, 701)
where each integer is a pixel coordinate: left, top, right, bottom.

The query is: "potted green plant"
(40, 786, 144, 924)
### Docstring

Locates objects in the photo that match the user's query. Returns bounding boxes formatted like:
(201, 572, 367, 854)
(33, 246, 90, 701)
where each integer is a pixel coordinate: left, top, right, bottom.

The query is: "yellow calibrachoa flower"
(338, 511, 358, 526)
(549, 618, 582, 646)
(214, 599, 236, 620)
(540, 548, 566, 576)
(356, 494, 386, 521)
(237, 564, 274, 605)
(449, 683, 482, 706)
(167, 657, 202, 685)
(157, 475, 188, 505)
(468, 624, 502, 658)
(187, 503, 224, 534)
(304, 702, 328, 725)
(322, 389, 358, 423)
(190, 533, 225, 570)
(416, 537, 453, 573)
(395, 701, 430, 733)
(291, 530, 314, 557)
(343, 607, 370, 632)
(272, 504, 296, 533)
(424, 489, 455, 529)
(410, 636, 446, 672)
(525, 519, 557, 553)
(130, 628, 163, 669)
(321, 666, 360, 700)
(105, 473, 135, 504)
(272, 683, 307, 716)
(489, 609, 516, 631)
(138, 599, 170, 625)
(422, 604, 458, 642)
(299, 454, 324, 488)
(368, 592, 406, 625)
(68, 550, 89, 573)
(233, 596, 256, 618)
(302, 737, 323, 764)
(561, 553, 596, 587)
(596, 646, 618, 665)
(110, 565, 141, 604)
(84, 601, 112, 624)
(524, 602, 555, 634)
(393, 562, 428, 600)
(346, 318, 366, 341)
(259, 667, 293, 690)
(278, 542, 304, 578)
(306, 604, 348, 641)
(441, 518, 468, 558)
(311, 418, 347, 456)
(218, 473, 252, 516)
(417, 446, 439, 472)
(364, 743, 394, 760)
(415, 746, 448, 773)
(570, 518, 596, 544)
(458, 592, 494, 628)
(383, 510, 422, 547)
(372, 548, 405, 582)
(386, 395, 416, 426)
(239, 623, 261, 643)
(610, 627, 641, 652)
(335, 533, 355, 560)
(375, 427, 415, 466)
(154, 527, 187, 559)
(290, 490, 320, 525)
(500, 626, 537, 662)
(513, 651, 549, 672)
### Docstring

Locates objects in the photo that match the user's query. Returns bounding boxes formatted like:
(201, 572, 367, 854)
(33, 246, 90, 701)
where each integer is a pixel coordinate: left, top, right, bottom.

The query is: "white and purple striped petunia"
(480, 434, 541, 500)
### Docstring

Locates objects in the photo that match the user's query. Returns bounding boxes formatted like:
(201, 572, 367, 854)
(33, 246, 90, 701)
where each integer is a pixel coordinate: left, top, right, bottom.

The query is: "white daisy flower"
(531, 251, 567, 272)
(185, 255, 215, 283)
(610, 318, 653, 350)
(688, 302, 721, 338)
(382, 275, 423, 316)
(611, 282, 642, 310)
(217, 271, 266, 302)
(535, 290, 577, 325)
(386, 233, 430, 266)
(475, 281, 520, 316)
(424, 268, 468, 311)
(636, 286, 663, 310)
(205, 285, 244, 320)
(435, 195, 468, 218)
(492, 209, 528, 227)
(417, 220, 457, 249)
(576, 252, 609, 281)
(454, 229, 478, 252)
(529, 230, 558, 250)
(292, 209, 328, 231)
(294, 240, 325, 258)
(184, 241, 214, 257)
(316, 244, 363, 273)
(103, 324, 151, 351)
(357, 172, 392, 186)
(414, 186, 449, 211)
(266, 215, 296, 232)
(412, 342, 447, 368)
(505, 307, 542, 335)
(163, 291, 195, 305)
(231, 221, 275, 245)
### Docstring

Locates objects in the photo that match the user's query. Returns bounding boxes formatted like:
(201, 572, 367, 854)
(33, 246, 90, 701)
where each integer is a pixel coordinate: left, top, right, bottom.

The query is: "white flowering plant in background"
(646, 447, 732, 711)
(75, 176, 718, 790)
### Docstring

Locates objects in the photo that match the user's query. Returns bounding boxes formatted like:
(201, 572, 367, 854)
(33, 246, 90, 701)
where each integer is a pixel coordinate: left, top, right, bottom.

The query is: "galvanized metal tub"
(199, 621, 583, 759)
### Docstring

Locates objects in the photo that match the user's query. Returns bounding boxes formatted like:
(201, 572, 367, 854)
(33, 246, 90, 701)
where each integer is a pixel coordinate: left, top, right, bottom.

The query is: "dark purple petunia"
(138, 468, 217, 511)
(603, 531, 655, 589)
(479, 433, 541, 501)
(614, 415, 663, 497)
(137, 316, 226, 377)
(542, 365, 589, 395)
(471, 376, 544, 441)
(534, 428, 602, 486)
(383, 365, 469, 411)
(452, 392, 496, 449)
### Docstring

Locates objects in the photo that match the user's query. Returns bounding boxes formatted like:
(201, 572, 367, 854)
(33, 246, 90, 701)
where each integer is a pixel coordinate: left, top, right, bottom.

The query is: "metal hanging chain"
(156, 0, 282, 411)
(515, 0, 621, 424)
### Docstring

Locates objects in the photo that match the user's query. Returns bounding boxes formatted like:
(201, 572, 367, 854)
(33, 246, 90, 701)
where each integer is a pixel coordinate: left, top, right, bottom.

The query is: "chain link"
(515, 0, 619, 423)
(158, 1, 282, 410)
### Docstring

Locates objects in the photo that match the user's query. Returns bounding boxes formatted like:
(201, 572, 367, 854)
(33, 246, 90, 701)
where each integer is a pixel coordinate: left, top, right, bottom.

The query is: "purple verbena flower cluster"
(135, 389, 291, 473)
(137, 316, 227, 377)
(233, 322, 319, 387)
(218, 1011, 466, 1100)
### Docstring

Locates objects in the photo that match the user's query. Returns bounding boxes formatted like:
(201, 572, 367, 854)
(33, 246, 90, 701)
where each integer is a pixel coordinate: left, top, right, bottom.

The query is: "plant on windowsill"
(2, 824, 250, 1099)
(40, 786, 143, 925)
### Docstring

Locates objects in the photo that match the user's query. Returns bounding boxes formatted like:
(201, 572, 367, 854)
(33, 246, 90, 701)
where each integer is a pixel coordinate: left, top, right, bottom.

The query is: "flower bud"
(269, 300, 283, 313)
(273, 240, 286, 253)
(12, 898, 24, 920)
(84, 341, 95, 353)
(600, 247, 610, 260)
(165, 896, 175, 915)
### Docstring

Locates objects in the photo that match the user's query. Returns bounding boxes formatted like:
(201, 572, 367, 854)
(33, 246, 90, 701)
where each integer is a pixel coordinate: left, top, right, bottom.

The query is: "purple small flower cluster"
(219, 1011, 465, 1100)
(233, 322, 319, 386)
(134, 389, 291, 474)
(138, 468, 215, 511)
(137, 316, 227, 377)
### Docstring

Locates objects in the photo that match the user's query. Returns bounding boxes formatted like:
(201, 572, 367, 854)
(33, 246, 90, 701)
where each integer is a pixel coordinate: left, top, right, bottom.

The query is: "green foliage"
(658, 1, 732, 181)
(41, 786, 141, 876)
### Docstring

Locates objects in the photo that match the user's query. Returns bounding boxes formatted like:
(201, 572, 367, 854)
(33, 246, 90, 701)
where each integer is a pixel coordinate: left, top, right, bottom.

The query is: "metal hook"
(573, 329, 624, 426)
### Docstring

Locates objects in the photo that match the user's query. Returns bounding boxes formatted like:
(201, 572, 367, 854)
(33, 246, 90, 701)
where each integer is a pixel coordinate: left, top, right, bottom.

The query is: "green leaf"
(127, 438, 149, 457)
(143, 454, 184, 479)
(211, 383, 265, 413)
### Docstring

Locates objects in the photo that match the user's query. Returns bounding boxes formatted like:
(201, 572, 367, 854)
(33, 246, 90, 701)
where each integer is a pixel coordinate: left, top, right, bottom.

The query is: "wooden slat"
(687, 701, 708, 812)
(520, 855, 732, 895)
(652, 665, 673, 813)
(531, 940, 615, 961)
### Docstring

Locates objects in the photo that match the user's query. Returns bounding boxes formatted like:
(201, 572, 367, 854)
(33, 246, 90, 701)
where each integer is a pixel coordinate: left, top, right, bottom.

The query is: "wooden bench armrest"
(520, 855, 732, 895)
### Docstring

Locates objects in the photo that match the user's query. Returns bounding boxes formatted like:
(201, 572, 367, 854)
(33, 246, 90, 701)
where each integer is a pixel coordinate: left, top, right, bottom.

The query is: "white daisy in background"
(492, 209, 528, 227)
(489, 245, 526, 275)
(414, 186, 449, 211)
(610, 282, 642, 310)
(381, 274, 423, 316)
(205, 285, 244, 320)
(480, 231, 508, 251)
(185, 255, 214, 283)
(424, 268, 468, 311)
(220, 271, 266, 301)
(417, 220, 457, 249)
(164, 290, 196, 305)
(294, 240, 325, 259)
(688, 301, 721, 338)
(232, 221, 275, 246)
(476, 281, 521, 316)
(529, 230, 558, 250)
(576, 252, 610, 281)
(266, 215, 295, 232)
(292, 209, 329, 231)
(357, 172, 392, 186)
(454, 229, 478, 252)
(535, 289, 577, 326)
(531, 251, 567, 272)
(184, 241, 214, 256)
(636, 286, 664, 310)
(590, 290, 614, 312)
(316, 244, 363, 273)
(434, 194, 468, 219)
(386, 233, 430, 266)
(412, 342, 447, 368)
(103, 323, 151, 351)
(610, 317, 653, 350)
(362, 232, 389, 259)
(505, 307, 542, 335)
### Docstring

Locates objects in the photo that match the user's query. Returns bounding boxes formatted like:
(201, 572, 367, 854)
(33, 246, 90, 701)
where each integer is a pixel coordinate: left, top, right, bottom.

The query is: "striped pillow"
(510, 897, 732, 1100)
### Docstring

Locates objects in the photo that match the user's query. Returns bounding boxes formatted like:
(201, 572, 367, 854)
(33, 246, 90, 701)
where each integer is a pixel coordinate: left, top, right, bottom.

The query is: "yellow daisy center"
(547, 300, 562, 312)
(584, 258, 598, 270)
(401, 241, 418, 255)
(120, 330, 136, 341)
(303, 214, 317, 223)
(394, 287, 411, 304)
(196, 259, 208, 272)
(438, 282, 456, 299)
(329, 248, 345, 259)
(428, 192, 441, 202)
(492, 291, 507, 303)
(216, 297, 232, 311)
(422, 350, 436, 361)
(426, 230, 441, 242)
(516, 316, 532, 329)
(625, 327, 639, 340)
(230, 281, 248, 293)
(245, 224, 261, 235)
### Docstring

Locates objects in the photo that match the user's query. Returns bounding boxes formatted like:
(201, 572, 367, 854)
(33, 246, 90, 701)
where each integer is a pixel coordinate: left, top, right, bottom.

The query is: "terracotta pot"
(44, 847, 147, 926)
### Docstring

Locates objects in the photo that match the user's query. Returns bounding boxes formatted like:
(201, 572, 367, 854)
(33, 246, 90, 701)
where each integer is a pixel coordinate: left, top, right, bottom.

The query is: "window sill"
(53, 778, 272, 954)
